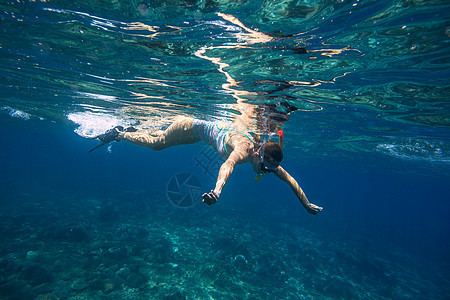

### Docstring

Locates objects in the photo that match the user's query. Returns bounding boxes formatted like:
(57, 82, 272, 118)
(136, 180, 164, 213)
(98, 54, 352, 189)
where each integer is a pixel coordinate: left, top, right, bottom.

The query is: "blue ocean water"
(1, 0, 450, 299)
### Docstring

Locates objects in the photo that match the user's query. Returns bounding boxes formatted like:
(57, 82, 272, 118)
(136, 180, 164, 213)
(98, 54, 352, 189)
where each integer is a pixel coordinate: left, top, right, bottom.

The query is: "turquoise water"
(1, 0, 450, 299)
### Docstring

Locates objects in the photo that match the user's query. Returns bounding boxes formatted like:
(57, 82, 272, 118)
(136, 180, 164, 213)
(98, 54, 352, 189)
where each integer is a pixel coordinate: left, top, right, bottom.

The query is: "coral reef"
(0, 188, 448, 299)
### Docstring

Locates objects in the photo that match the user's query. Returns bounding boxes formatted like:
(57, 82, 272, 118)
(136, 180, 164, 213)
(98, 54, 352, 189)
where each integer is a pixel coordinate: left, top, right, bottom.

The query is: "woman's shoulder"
(227, 132, 254, 154)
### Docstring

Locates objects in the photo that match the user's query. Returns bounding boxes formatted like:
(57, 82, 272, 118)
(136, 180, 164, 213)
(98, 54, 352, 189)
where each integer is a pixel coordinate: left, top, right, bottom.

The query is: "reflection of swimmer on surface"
(90, 115, 323, 215)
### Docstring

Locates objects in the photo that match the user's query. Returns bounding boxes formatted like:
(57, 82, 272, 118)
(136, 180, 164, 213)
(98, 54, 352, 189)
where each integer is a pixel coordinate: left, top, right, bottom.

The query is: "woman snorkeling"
(91, 115, 323, 215)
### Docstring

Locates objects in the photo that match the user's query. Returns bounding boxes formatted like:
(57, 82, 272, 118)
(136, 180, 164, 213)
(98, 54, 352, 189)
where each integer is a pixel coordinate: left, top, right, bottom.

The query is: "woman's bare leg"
(119, 116, 200, 150)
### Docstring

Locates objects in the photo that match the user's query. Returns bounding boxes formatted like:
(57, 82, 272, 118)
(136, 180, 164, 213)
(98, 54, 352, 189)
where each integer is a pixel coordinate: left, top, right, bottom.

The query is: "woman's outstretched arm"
(274, 166, 323, 215)
(202, 148, 247, 205)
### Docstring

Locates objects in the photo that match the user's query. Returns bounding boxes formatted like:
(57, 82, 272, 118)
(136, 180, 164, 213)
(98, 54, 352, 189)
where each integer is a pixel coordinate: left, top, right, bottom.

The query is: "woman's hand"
(202, 190, 218, 205)
(306, 203, 323, 215)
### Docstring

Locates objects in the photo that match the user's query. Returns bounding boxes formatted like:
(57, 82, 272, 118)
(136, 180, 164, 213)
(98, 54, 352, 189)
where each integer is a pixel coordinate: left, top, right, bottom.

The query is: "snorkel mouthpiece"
(255, 172, 268, 182)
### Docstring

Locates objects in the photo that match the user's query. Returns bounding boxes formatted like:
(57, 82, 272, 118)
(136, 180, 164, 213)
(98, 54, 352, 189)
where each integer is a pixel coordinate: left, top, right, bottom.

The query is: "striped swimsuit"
(193, 119, 253, 159)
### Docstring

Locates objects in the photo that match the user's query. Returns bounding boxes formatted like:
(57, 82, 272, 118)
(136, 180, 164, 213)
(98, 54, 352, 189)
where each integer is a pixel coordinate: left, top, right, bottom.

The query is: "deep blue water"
(1, 0, 450, 299)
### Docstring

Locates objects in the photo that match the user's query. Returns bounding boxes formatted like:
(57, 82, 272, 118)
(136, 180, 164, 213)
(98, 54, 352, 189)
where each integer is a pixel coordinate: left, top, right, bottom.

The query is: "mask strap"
(259, 133, 271, 161)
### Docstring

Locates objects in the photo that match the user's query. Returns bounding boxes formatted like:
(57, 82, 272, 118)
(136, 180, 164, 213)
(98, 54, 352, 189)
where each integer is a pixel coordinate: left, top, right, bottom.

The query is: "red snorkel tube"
(278, 129, 283, 148)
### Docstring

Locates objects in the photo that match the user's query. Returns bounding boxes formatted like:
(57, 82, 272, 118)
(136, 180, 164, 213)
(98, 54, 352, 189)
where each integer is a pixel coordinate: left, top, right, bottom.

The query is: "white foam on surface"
(376, 140, 449, 163)
(2, 106, 31, 120)
(67, 111, 135, 138)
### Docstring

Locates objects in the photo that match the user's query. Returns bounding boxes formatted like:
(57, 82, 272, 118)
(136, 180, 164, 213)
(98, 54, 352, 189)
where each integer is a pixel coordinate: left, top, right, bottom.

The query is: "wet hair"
(263, 140, 283, 163)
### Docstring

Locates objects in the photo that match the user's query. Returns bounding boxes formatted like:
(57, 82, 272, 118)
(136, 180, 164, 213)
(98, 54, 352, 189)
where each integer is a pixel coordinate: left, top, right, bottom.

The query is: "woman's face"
(260, 156, 279, 173)
(254, 150, 279, 174)
(252, 145, 280, 174)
